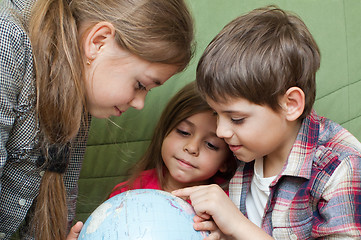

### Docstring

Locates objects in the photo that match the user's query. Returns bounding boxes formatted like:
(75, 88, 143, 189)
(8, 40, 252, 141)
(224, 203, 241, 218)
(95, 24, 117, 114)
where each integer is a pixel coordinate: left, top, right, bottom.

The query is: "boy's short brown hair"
(197, 6, 320, 119)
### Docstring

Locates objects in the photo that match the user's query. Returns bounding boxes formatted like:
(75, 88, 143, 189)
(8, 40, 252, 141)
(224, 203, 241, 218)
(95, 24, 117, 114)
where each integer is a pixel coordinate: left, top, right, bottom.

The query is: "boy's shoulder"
(278, 110, 361, 196)
(298, 110, 361, 166)
(314, 112, 360, 153)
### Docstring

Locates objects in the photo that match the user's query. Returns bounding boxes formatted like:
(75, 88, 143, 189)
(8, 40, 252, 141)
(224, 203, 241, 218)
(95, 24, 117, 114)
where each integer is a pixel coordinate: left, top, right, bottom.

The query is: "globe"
(78, 189, 208, 239)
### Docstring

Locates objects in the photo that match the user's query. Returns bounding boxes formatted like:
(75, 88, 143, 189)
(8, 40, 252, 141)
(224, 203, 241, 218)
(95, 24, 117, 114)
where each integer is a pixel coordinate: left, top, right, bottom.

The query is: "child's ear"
(82, 21, 116, 61)
(281, 87, 305, 121)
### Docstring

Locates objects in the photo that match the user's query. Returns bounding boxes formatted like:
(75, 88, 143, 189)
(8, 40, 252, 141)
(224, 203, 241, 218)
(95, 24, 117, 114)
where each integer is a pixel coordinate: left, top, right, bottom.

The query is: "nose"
(183, 138, 199, 157)
(216, 118, 233, 139)
(129, 91, 146, 110)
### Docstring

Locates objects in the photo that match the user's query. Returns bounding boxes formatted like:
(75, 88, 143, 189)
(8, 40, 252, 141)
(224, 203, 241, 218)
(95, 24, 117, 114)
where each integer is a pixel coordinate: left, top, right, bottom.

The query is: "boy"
(173, 6, 361, 239)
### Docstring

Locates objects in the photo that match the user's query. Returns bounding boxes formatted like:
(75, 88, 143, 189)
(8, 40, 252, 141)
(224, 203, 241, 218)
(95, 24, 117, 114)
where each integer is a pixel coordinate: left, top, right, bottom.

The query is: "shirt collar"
(274, 110, 320, 182)
(11, 0, 35, 20)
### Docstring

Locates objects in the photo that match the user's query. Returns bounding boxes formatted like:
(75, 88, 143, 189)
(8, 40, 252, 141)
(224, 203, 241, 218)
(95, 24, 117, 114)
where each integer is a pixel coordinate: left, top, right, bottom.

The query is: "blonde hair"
(28, 0, 194, 239)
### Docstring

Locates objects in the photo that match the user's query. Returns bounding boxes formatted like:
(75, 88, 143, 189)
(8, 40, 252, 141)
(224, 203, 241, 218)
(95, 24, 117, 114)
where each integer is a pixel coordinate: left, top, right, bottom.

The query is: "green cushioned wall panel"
(345, 0, 361, 85)
(76, 0, 361, 223)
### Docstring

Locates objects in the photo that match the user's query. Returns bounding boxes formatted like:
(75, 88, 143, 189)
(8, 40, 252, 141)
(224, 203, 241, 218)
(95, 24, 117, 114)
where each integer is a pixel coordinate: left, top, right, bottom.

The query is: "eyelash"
(206, 142, 219, 151)
(176, 129, 189, 136)
(176, 129, 219, 151)
(137, 81, 147, 91)
(214, 111, 245, 125)
(231, 118, 245, 124)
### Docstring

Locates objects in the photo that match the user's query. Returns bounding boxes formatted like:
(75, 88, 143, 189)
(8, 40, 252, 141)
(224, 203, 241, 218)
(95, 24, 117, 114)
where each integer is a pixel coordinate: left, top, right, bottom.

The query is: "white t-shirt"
(246, 158, 276, 227)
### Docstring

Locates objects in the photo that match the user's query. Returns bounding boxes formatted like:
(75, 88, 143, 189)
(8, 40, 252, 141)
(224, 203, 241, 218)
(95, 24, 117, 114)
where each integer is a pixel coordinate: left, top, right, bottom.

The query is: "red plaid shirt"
(230, 110, 361, 239)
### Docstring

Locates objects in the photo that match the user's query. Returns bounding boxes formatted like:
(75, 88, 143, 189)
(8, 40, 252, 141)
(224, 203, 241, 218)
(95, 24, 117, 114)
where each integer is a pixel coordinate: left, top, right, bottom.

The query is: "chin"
(90, 112, 110, 119)
(171, 174, 190, 184)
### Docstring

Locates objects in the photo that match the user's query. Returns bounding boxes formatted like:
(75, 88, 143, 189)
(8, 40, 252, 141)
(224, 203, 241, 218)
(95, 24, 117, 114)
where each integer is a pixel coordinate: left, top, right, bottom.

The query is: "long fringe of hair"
(29, 0, 85, 239)
(28, 0, 194, 239)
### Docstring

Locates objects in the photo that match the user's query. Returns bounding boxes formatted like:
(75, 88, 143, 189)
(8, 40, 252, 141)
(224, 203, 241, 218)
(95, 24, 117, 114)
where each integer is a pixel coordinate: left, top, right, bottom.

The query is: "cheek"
(203, 151, 227, 170)
(160, 141, 167, 160)
(83, 73, 109, 101)
(102, 84, 134, 106)
(236, 122, 264, 141)
(161, 136, 173, 158)
(83, 74, 96, 99)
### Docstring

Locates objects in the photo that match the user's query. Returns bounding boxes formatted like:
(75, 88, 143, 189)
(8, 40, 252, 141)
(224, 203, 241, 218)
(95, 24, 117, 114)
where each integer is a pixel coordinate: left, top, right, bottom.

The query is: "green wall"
(76, 0, 361, 223)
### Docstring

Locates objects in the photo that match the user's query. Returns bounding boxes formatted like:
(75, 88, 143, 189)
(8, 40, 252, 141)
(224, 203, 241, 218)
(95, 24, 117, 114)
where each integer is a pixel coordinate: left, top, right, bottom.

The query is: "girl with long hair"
(0, 0, 194, 239)
(110, 82, 237, 198)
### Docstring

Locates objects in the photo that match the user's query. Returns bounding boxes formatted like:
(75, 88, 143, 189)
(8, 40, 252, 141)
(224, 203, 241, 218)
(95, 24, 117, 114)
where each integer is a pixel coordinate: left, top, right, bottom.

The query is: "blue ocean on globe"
(78, 189, 208, 239)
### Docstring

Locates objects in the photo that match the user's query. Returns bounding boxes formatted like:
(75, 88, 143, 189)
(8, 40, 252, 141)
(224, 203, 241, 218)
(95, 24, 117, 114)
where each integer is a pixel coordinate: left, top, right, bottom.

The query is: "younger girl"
(0, 0, 193, 239)
(110, 81, 237, 198)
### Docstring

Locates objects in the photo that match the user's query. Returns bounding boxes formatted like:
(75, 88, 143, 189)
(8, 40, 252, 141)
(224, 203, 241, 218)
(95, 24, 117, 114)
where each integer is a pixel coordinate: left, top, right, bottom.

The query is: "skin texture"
(173, 184, 273, 240)
(67, 21, 180, 240)
(161, 111, 229, 191)
(82, 22, 179, 119)
(84, 48, 178, 118)
(207, 97, 300, 177)
(66, 222, 83, 240)
(173, 88, 305, 240)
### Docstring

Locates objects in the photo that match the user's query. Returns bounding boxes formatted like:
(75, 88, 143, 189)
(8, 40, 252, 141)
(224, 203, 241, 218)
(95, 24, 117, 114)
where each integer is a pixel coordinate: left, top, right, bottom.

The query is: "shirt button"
(39, 171, 45, 177)
(19, 199, 26, 206)
(0, 233, 5, 239)
(290, 233, 297, 240)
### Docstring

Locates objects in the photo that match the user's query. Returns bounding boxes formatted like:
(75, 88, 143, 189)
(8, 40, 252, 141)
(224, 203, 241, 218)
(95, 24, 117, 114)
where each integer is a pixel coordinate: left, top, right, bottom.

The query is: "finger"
(194, 220, 218, 231)
(194, 214, 211, 223)
(194, 215, 209, 223)
(66, 221, 83, 240)
(171, 185, 204, 197)
(204, 231, 222, 240)
(175, 195, 189, 202)
(198, 213, 211, 220)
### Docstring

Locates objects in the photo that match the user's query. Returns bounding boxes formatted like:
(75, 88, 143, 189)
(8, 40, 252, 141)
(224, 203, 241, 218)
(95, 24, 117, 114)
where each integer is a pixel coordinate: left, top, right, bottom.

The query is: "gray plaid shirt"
(0, 0, 90, 239)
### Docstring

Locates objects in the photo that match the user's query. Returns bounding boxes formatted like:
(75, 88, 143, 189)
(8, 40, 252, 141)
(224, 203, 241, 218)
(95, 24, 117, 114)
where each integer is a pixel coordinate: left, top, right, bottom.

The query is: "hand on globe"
(172, 184, 274, 240)
(193, 215, 227, 240)
(172, 184, 243, 238)
(66, 221, 83, 240)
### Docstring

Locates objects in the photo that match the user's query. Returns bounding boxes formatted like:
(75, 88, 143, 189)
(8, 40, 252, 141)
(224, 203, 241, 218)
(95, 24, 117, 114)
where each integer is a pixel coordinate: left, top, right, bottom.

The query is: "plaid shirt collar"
(271, 110, 320, 185)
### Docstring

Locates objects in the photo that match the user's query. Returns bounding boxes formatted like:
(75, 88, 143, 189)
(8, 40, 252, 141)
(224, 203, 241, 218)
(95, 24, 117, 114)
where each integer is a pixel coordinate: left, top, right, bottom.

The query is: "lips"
(114, 106, 123, 117)
(176, 157, 196, 168)
(228, 144, 242, 152)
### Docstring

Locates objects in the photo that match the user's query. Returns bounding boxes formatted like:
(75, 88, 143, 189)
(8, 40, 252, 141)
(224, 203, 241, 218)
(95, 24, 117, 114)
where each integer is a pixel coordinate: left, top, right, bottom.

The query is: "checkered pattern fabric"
(0, 0, 90, 239)
(230, 110, 361, 239)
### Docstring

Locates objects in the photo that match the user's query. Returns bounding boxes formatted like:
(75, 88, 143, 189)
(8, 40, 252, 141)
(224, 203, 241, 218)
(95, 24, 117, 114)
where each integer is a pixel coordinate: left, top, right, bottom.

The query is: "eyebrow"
(221, 110, 239, 114)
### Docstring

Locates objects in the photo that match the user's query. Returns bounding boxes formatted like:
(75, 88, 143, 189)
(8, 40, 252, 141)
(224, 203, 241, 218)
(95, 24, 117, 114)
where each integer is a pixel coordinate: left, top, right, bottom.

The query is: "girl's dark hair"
(28, 0, 194, 239)
(122, 81, 237, 191)
(197, 6, 320, 119)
